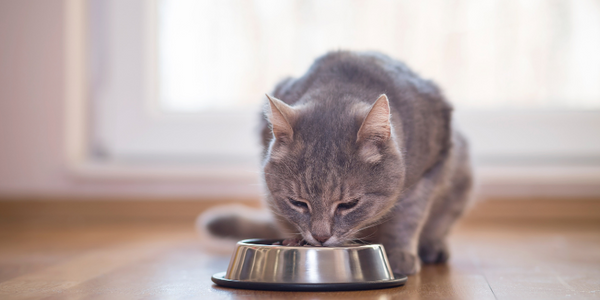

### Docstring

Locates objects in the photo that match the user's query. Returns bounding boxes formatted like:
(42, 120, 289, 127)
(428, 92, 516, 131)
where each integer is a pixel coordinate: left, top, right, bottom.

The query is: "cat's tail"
(195, 204, 283, 253)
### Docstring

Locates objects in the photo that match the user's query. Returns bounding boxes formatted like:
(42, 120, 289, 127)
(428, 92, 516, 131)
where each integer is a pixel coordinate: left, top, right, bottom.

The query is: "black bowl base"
(211, 272, 407, 292)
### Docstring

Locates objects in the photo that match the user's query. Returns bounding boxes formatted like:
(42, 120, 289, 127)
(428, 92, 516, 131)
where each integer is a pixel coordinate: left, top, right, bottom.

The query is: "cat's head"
(262, 94, 405, 246)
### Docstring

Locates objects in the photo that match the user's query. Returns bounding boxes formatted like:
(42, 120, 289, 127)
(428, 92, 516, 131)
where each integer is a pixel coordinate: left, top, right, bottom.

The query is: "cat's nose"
(313, 234, 331, 244)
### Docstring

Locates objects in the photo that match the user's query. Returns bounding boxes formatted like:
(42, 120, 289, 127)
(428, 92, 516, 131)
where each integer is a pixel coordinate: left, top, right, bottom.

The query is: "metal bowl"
(211, 239, 407, 291)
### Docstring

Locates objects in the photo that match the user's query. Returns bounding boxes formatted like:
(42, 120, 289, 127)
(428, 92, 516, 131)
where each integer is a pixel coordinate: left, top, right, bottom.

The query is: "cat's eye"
(337, 198, 360, 211)
(288, 198, 309, 210)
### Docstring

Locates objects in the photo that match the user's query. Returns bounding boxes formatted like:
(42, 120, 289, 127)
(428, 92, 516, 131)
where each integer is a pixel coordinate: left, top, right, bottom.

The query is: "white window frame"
(65, 0, 600, 198)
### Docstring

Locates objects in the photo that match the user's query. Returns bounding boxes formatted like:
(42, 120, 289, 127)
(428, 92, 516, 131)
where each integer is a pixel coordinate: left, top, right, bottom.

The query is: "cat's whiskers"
(352, 214, 391, 234)
(338, 214, 395, 244)
(355, 230, 379, 242)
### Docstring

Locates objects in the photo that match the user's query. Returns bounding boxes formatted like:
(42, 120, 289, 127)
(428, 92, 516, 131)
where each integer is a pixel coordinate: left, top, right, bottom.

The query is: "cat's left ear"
(356, 94, 392, 163)
(357, 94, 391, 144)
(265, 94, 295, 143)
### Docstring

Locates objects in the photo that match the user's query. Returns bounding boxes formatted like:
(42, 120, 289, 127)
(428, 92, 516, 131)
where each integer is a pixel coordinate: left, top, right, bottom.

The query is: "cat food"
(272, 239, 313, 246)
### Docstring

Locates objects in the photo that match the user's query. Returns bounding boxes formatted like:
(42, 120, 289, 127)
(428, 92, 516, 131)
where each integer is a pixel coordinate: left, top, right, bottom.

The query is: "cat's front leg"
(376, 164, 445, 275)
(384, 244, 421, 275)
(377, 199, 427, 275)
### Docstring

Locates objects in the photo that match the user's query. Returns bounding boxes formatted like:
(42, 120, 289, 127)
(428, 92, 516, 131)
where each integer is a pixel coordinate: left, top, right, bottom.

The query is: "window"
(74, 0, 600, 196)
(159, 0, 600, 112)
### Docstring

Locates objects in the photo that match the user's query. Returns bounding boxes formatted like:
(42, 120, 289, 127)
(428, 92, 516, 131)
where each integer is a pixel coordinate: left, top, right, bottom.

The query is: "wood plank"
(453, 220, 600, 300)
(0, 225, 194, 300)
(1, 218, 599, 299)
(0, 223, 190, 283)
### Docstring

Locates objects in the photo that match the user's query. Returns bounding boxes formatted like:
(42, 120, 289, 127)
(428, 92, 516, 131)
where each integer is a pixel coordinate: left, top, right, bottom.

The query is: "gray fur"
(201, 51, 472, 275)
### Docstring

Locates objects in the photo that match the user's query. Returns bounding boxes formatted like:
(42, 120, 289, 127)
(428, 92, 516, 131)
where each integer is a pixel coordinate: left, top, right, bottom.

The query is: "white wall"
(0, 0, 259, 199)
(0, 0, 66, 196)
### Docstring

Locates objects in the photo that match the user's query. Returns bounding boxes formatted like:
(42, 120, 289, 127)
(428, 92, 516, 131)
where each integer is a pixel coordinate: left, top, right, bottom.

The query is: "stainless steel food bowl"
(211, 239, 407, 291)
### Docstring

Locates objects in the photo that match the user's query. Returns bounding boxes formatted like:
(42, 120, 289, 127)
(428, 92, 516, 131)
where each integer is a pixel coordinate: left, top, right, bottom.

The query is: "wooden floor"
(0, 218, 599, 299)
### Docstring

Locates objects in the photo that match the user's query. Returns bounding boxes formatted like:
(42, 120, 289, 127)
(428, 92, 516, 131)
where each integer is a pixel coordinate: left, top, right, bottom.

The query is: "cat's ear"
(356, 94, 391, 163)
(265, 94, 295, 142)
(357, 94, 391, 144)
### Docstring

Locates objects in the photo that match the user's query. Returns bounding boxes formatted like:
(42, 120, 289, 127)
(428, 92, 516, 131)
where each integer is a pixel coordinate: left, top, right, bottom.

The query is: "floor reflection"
(211, 284, 409, 300)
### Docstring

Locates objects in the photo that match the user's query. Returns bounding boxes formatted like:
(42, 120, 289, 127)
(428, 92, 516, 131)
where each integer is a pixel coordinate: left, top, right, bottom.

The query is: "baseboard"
(463, 197, 600, 221)
(0, 197, 598, 225)
(0, 197, 261, 224)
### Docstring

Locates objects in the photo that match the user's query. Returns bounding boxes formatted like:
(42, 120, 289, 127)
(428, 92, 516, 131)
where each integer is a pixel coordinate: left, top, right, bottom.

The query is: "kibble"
(272, 239, 315, 246)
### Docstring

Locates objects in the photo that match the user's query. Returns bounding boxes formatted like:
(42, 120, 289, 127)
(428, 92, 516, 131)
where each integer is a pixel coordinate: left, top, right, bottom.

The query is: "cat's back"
(272, 51, 446, 109)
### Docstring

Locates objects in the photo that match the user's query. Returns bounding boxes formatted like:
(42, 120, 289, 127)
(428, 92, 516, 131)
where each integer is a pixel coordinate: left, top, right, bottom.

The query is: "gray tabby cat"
(201, 51, 472, 275)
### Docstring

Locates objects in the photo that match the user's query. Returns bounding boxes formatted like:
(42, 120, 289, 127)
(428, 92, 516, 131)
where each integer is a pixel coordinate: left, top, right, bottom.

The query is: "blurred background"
(1, 0, 599, 220)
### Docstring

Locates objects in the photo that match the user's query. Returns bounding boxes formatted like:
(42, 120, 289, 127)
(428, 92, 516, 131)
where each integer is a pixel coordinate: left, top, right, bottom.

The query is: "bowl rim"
(237, 238, 384, 250)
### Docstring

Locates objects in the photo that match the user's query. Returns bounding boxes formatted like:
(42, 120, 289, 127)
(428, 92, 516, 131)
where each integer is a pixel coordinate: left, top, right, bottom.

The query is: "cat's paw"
(418, 240, 449, 264)
(387, 249, 421, 275)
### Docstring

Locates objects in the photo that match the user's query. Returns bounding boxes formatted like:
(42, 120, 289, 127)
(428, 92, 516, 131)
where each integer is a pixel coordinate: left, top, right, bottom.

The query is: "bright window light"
(158, 0, 600, 112)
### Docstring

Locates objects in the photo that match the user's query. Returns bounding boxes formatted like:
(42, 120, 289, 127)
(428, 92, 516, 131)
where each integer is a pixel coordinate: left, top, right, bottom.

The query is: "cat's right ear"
(265, 94, 295, 143)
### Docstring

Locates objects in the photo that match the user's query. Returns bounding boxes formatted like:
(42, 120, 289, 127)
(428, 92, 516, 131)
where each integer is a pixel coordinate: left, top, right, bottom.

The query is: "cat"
(198, 51, 473, 275)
